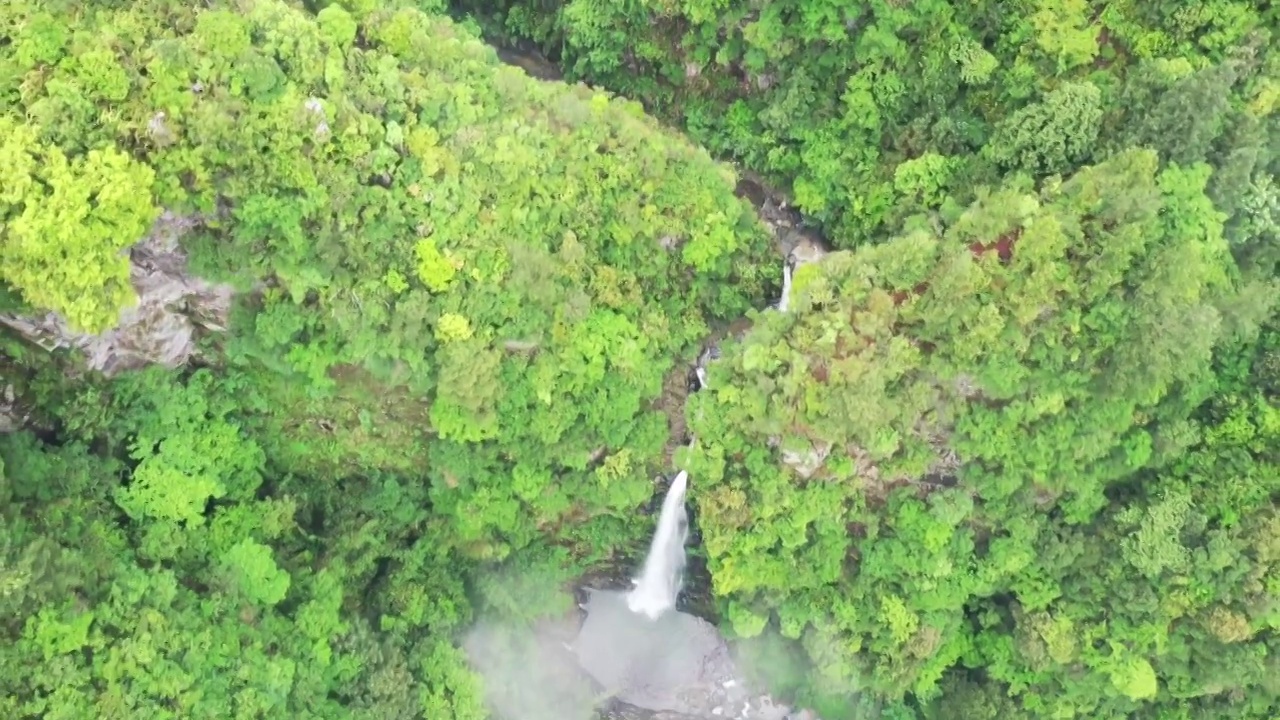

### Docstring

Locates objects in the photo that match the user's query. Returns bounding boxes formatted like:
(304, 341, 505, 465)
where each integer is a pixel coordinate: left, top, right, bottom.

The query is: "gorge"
(1, 1, 1277, 719)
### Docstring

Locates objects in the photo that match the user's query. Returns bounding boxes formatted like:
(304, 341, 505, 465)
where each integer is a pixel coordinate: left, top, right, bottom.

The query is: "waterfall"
(626, 470, 689, 620)
(628, 251, 792, 615)
(777, 257, 794, 314)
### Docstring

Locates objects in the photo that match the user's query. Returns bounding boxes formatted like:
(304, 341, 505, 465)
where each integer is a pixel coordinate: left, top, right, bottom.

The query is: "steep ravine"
(0, 192, 827, 720)
(0, 42, 831, 720)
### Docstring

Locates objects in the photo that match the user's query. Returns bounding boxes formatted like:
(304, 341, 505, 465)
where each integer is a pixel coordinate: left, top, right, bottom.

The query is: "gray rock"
(575, 590, 734, 715)
(492, 42, 564, 82)
(0, 384, 20, 434)
(573, 590, 810, 720)
(779, 440, 832, 479)
(781, 231, 828, 268)
(0, 212, 235, 376)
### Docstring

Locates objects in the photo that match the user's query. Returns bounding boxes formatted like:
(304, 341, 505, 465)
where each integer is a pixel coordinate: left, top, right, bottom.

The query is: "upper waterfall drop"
(626, 470, 690, 620)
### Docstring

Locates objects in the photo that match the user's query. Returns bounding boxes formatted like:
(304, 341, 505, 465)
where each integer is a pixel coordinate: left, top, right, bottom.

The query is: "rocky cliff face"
(0, 212, 235, 377)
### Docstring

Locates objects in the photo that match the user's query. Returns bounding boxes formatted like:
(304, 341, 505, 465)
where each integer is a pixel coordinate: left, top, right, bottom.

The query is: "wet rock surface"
(0, 384, 21, 433)
(492, 40, 564, 82)
(572, 590, 805, 720)
(733, 171, 829, 265)
(0, 212, 234, 376)
(461, 534, 818, 720)
(576, 590, 731, 714)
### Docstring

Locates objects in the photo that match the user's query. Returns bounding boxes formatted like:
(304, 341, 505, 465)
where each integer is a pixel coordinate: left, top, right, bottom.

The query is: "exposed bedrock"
(0, 212, 233, 376)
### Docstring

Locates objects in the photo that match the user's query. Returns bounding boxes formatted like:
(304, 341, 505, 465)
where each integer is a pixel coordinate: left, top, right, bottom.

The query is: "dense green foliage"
(1, 0, 769, 716)
(459, 0, 1280, 254)
(685, 151, 1278, 716)
(2, 0, 1278, 718)
(2, 368, 491, 719)
(452, 1, 1280, 714)
(1, 0, 773, 533)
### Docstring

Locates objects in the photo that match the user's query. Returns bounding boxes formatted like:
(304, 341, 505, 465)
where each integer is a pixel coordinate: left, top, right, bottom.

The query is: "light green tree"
(0, 119, 157, 331)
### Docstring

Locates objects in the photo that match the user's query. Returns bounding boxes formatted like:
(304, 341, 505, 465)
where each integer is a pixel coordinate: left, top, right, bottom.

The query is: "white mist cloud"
(463, 616, 601, 720)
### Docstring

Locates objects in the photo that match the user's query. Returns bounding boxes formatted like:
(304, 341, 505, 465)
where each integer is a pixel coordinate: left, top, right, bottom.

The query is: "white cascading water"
(777, 257, 794, 313)
(626, 470, 690, 620)
(626, 257, 788, 618)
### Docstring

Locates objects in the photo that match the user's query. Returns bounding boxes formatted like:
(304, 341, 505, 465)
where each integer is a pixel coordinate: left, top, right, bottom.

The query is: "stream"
(0, 37, 833, 720)
(476, 40, 832, 720)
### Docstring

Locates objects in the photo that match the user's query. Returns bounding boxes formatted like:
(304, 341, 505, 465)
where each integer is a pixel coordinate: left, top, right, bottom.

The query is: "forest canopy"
(1, 0, 1278, 719)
